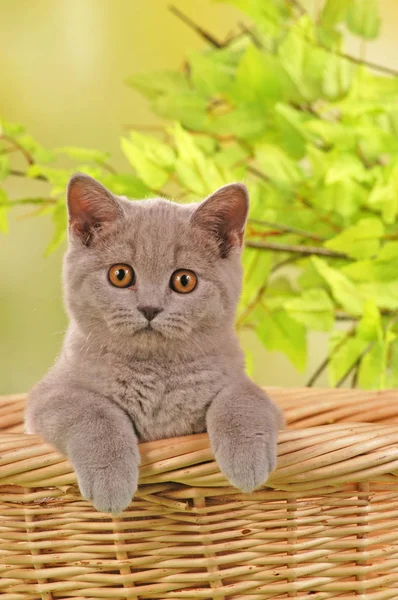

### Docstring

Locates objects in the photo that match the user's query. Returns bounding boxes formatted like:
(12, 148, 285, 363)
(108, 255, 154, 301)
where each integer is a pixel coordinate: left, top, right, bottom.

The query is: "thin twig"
(248, 218, 326, 242)
(0, 146, 18, 156)
(335, 308, 396, 321)
(245, 240, 349, 259)
(330, 46, 398, 78)
(336, 342, 374, 388)
(9, 168, 47, 182)
(270, 255, 302, 273)
(101, 162, 117, 175)
(169, 5, 223, 48)
(247, 165, 270, 183)
(236, 255, 301, 328)
(306, 325, 356, 387)
(296, 195, 341, 233)
(287, 0, 306, 16)
(238, 22, 263, 49)
(351, 362, 360, 388)
(1, 134, 34, 165)
(335, 311, 357, 321)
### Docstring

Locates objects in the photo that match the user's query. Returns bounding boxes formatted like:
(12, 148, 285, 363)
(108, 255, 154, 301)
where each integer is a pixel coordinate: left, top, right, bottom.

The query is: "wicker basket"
(1, 388, 398, 599)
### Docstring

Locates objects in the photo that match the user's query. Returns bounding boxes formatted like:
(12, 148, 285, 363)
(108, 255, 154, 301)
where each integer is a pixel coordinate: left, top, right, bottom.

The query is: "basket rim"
(1, 388, 398, 494)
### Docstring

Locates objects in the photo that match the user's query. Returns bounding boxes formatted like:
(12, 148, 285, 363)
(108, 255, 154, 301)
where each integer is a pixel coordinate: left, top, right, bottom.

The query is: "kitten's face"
(64, 175, 248, 353)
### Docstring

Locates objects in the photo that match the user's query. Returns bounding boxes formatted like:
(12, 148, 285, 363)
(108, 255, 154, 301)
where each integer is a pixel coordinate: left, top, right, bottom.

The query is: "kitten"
(26, 174, 283, 514)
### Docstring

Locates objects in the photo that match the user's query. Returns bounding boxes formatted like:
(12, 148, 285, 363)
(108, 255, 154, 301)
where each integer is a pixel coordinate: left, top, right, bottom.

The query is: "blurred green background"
(1, 0, 397, 394)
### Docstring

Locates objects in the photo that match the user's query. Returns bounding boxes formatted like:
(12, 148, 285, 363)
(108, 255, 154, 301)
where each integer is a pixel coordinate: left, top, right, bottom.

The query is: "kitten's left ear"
(67, 173, 123, 246)
(191, 183, 249, 257)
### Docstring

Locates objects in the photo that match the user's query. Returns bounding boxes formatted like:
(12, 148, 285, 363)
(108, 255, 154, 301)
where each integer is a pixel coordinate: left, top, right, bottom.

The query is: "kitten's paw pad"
(215, 434, 277, 493)
(77, 465, 138, 515)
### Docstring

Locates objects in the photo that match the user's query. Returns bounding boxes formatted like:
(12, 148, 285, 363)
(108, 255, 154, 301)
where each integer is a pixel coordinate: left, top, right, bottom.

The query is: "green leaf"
(193, 135, 218, 157)
(0, 155, 9, 181)
(0, 189, 9, 233)
(171, 124, 226, 195)
(218, 0, 291, 37)
(100, 174, 150, 199)
(27, 165, 71, 194)
(154, 94, 208, 131)
(231, 46, 294, 106)
(322, 53, 355, 100)
(255, 143, 301, 189)
(378, 242, 398, 262)
(121, 137, 169, 190)
(56, 147, 110, 164)
(285, 288, 334, 331)
(189, 50, 233, 96)
(321, 0, 352, 27)
(238, 249, 272, 318)
(368, 174, 398, 225)
(211, 106, 269, 140)
(346, 0, 381, 39)
(278, 18, 328, 102)
(126, 70, 191, 100)
(298, 261, 327, 290)
(386, 336, 398, 387)
(0, 120, 25, 136)
(312, 257, 364, 315)
(16, 134, 54, 163)
(325, 154, 366, 185)
(45, 201, 67, 255)
(128, 131, 175, 170)
(356, 299, 382, 342)
(324, 218, 384, 259)
(305, 120, 355, 150)
(256, 309, 307, 371)
(329, 331, 368, 386)
(357, 341, 384, 389)
(357, 281, 398, 310)
(315, 179, 366, 219)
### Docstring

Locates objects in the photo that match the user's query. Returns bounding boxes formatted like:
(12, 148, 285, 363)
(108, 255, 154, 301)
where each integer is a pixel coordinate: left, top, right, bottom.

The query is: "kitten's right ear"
(67, 173, 123, 246)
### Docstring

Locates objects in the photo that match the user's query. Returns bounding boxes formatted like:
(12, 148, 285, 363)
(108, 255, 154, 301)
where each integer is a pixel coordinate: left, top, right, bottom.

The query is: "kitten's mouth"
(137, 323, 163, 336)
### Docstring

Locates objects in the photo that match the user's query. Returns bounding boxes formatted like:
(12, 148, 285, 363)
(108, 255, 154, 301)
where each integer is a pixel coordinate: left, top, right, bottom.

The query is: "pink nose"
(137, 306, 163, 321)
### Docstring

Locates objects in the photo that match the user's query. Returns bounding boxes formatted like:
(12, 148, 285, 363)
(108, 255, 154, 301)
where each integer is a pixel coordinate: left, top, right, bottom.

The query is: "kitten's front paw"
(214, 432, 278, 493)
(76, 461, 138, 515)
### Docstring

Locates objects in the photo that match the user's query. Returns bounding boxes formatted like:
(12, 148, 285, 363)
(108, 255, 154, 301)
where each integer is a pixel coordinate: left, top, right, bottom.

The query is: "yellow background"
(1, 0, 397, 394)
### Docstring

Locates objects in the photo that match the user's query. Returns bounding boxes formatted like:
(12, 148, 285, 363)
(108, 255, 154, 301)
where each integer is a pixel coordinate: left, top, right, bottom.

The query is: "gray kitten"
(26, 174, 283, 514)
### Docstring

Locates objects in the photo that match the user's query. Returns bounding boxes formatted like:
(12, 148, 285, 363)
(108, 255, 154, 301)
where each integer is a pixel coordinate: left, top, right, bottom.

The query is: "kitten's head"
(64, 174, 248, 355)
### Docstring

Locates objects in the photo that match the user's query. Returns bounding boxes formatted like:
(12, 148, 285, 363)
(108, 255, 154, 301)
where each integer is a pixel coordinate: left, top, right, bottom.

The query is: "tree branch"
(1, 134, 34, 165)
(335, 342, 374, 388)
(306, 325, 356, 387)
(9, 168, 47, 182)
(351, 361, 360, 388)
(245, 239, 349, 259)
(169, 5, 223, 48)
(329, 47, 398, 78)
(247, 165, 270, 183)
(101, 162, 117, 175)
(238, 22, 263, 49)
(286, 0, 306, 16)
(236, 255, 302, 329)
(248, 218, 326, 242)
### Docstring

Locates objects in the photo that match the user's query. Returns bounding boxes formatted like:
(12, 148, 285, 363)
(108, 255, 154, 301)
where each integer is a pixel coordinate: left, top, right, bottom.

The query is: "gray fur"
(26, 174, 283, 514)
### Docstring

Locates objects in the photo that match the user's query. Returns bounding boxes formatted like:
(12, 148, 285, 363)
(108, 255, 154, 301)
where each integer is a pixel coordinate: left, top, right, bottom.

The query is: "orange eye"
(108, 264, 135, 288)
(170, 270, 197, 294)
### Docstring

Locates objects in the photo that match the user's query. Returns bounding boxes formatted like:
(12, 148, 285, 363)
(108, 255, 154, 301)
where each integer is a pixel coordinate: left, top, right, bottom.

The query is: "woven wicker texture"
(1, 388, 398, 599)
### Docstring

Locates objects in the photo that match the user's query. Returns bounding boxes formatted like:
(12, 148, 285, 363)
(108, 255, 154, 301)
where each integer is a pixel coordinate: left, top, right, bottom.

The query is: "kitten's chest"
(100, 357, 223, 442)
